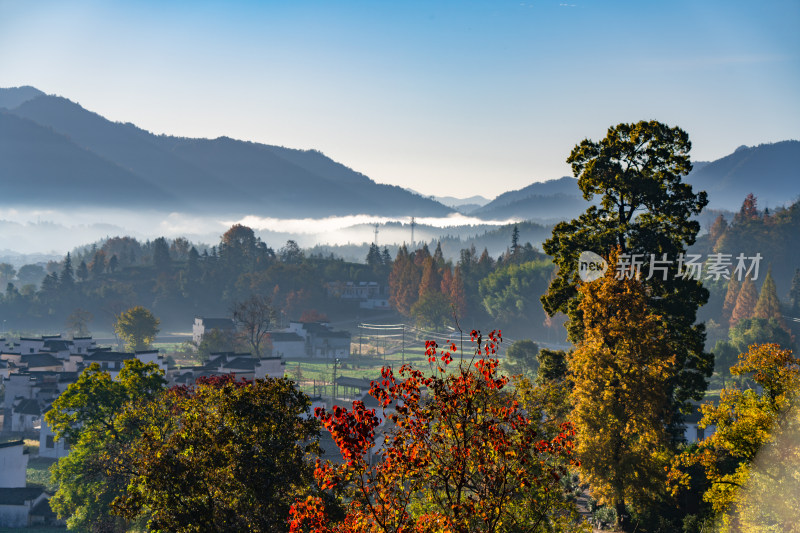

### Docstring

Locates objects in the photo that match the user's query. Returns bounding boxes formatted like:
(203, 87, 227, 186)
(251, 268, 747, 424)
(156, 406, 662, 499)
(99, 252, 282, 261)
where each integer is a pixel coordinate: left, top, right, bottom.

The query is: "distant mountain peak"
(0, 86, 45, 110)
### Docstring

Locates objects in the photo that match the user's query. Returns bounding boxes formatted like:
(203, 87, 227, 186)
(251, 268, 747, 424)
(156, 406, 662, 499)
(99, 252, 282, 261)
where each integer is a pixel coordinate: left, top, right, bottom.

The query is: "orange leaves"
(316, 401, 381, 467)
(289, 496, 330, 533)
(291, 328, 579, 532)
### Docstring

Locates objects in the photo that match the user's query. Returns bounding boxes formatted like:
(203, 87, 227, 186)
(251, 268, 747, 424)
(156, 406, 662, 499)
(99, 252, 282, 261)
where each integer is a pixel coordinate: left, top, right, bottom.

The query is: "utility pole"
(332, 357, 340, 404)
(402, 324, 405, 367)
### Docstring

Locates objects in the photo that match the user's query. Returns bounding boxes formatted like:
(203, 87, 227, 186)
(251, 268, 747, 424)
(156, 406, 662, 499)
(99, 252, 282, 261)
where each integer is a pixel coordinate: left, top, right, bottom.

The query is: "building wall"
(0, 443, 28, 488)
(39, 420, 69, 460)
(0, 504, 31, 528)
(272, 340, 305, 359)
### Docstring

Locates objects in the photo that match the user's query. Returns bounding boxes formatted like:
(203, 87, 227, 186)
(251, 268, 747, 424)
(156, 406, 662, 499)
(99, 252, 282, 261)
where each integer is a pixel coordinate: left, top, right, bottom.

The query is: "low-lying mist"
(0, 208, 522, 260)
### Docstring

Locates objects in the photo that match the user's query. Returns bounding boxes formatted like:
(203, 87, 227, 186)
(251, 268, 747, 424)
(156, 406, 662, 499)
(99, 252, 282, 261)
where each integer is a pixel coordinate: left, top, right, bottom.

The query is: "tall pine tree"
(754, 269, 786, 330)
(730, 274, 758, 328)
(722, 276, 741, 326)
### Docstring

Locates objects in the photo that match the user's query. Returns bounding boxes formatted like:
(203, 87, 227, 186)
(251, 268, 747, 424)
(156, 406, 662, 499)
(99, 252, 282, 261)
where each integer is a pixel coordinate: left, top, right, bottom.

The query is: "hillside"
(0, 88, 453, 217)
(687, 140, 800, 210)
(470, 177, 585, 221)
(0, 111, 176, 205)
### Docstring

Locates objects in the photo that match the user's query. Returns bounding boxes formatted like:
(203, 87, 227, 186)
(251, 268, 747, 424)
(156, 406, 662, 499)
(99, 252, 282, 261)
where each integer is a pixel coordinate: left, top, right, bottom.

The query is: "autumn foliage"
(290, 330, 582, 533)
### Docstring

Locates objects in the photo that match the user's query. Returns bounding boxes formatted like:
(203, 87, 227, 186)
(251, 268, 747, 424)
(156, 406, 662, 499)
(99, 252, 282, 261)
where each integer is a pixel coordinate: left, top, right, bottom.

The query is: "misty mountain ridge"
(0, 87, 451, 218)
(0, 85, 796, 251)
(687, 140, 800, 210)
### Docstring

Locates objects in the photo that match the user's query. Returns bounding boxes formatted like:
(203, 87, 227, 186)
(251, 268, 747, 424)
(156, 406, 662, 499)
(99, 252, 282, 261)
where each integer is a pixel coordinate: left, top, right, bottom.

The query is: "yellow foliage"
(668, 344, 800, 531)
(570, 257, 677, 517)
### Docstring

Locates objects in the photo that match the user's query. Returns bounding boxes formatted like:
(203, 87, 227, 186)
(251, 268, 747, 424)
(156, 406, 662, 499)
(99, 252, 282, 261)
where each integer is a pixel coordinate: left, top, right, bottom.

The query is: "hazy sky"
(1, 0, 798, 197)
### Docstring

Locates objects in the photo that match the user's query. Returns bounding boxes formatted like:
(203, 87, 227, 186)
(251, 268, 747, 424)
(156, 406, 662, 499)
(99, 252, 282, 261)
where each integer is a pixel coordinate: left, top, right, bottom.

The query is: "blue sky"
(1, 0, 798, 197)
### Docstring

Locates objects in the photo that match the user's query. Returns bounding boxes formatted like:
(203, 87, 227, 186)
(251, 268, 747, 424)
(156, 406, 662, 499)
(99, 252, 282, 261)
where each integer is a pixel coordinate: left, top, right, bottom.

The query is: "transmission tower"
(410, 217, 416, 248)
(373, 223, 379, 245)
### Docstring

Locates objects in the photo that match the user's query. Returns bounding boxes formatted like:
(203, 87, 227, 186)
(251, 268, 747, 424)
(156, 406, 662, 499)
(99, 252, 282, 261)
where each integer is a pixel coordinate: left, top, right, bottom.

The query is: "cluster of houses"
(325, 281, 391, 310)
(0, 318, 352, 527)
(193, 317, 352, 359)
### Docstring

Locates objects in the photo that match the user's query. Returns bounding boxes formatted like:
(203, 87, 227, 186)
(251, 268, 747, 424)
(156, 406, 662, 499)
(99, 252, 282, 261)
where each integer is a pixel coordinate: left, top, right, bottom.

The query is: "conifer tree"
(788, 268, 800, 314)
(722, 276, 741, 326)
(449, 265, 467, 320)
(418, 257, 442, 298)
(709, 214, 728, 250)
(76, 260, 89, 282)
(754, 269, 786, 328)
(730, 275, 758, 328)
(60, 252, 75, 289)
(388, 245, 421, 316)
(365, 243, 382, 267)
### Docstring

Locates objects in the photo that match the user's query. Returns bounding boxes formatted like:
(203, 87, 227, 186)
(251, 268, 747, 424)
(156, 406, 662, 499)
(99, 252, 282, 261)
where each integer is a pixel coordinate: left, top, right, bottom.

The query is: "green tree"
(789, 268, 800, 313)
(366, 243, 382, 267)
(511, 224, 520, 261)
(114, 306, 160, 351)
(729, 317, 795, 352)
(45, 360, 167, 532)
(60, 252, 75, 289)
(66, 308, 93, 338)
(196, 327, 236, 362)
(280, 239, 305, 264)
(16, 263, 45, 286)
(76, 260, 89, 282)
(107, 253, 118, 273)
(114, 375, 321, 532)
(410, 291, 451, 329)
(153, 236, 171, 273)
(480, 259, 553, 324)
(0, 263, 16, 287)
(505, 339, 539, 376)
(542, 121, 711, 416)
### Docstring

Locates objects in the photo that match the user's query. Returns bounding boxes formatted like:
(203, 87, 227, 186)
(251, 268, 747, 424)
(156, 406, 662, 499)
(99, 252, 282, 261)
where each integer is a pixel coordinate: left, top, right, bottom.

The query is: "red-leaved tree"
(290, 330, 582, 533)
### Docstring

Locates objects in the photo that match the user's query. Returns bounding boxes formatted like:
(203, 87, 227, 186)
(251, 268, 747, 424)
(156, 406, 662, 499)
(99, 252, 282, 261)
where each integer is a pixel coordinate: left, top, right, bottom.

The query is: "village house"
(192, 317, 236, 345)
(268, 331, 306, 358)
(0, 440, 52, 528)
(287, 321, 351, 359)
(170, 352, 285, 385)
(325, 281, 390, 309)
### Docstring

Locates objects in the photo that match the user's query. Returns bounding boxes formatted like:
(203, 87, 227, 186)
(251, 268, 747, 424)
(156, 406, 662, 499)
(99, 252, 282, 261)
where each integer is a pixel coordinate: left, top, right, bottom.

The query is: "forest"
(3, 121, 799, 533)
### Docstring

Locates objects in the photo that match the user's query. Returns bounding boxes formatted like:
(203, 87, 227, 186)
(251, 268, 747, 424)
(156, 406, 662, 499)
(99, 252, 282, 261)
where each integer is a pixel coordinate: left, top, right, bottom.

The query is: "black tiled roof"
(43, 340, 71, 351)
(199, 318, 235, 330)
(0, 487, 47, 506)
(0, 439, 24, 450)
(14, 398, 41, 416)
(21, 353, 62, 368)
(224, 357, 256, 370)
(269, 332, 304, 342)
(83, 351, 135, 362)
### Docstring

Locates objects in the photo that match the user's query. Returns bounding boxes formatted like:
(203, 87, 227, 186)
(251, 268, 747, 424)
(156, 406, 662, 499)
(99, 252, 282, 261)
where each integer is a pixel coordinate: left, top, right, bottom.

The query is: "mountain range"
(1, 86, 797, 222)
(0, 87, 449, 217)
(456, 143, 799, 221)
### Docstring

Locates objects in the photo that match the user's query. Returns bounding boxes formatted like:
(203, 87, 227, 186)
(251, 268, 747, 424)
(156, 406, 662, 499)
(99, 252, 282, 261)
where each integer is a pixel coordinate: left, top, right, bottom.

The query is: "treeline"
(694, 195, 800, 379)
(0, 225, 385, 332)
(0, 223, 560, 339)
(387, 227, 561, 339)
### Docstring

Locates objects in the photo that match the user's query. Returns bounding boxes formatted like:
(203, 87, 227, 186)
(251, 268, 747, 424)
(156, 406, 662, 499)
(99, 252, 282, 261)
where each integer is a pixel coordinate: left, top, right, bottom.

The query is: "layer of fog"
(0, 208, 521, 265)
